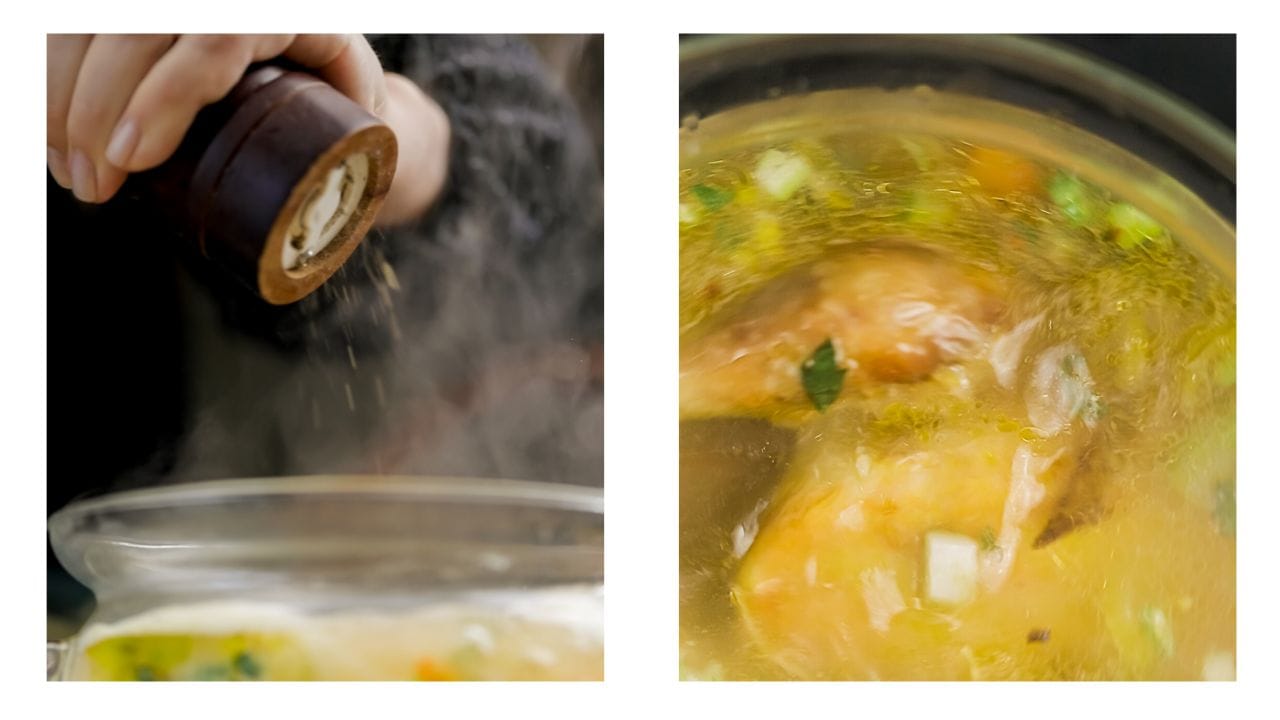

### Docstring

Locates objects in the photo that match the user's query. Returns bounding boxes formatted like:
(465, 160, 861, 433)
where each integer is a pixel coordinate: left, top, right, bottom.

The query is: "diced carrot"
(968, 147, 1043, 197)
(414, 658, 459, 681)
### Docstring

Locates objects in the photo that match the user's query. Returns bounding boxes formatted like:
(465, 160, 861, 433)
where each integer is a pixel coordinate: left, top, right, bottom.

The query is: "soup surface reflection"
(678, 91, 1235, 681)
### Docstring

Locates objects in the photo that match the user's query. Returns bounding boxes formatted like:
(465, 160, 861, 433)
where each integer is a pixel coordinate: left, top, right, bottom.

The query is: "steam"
(159, 36, 603, 488)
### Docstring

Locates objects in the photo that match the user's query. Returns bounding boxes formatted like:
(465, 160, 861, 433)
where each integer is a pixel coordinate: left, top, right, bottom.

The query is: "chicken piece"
(680, 244, 1004, 418)
(732, 416, 1081, 679)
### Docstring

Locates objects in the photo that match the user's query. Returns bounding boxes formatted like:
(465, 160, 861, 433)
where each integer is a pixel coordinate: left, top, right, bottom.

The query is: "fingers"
(111, 34, 295, 172)
(64, 34, 175, 202)
(285, 34, 387, 116)
(46, 34, 92, 188)
(48, 33, 387, 205)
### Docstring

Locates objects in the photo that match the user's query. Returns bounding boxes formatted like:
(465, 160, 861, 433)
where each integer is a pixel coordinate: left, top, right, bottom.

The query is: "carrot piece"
(414, 658, 460, 681)
(968, 147, 1043, 197)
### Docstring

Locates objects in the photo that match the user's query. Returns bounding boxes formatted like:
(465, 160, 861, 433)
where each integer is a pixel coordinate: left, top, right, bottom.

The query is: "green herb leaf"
(801, 339, 847, 411)
(979, 527, 998, 552)
(691, 184, 734, 212)
(232, 651, 262, 680)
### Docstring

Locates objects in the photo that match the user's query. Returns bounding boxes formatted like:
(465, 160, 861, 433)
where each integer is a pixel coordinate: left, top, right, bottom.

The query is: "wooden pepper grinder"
(136, 65, 398, 305)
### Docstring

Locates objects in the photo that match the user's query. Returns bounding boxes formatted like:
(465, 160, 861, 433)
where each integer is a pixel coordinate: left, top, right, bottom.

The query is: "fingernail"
(105, 119, 139, 169)
(69, 149, 97, 203)
(47, 146, 71, 188)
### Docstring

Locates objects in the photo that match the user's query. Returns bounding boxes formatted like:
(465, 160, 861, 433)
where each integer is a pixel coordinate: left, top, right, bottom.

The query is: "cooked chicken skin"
(680, 244, 1005, 418)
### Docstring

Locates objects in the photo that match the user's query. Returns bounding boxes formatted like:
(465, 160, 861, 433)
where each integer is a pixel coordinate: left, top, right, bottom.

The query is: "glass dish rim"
(49, 475, 604, 543)
(679, 33, 1235, 182)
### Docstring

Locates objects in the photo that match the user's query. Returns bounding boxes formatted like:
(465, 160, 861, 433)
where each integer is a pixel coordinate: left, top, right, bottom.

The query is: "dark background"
(1044, 35, 1235, 131)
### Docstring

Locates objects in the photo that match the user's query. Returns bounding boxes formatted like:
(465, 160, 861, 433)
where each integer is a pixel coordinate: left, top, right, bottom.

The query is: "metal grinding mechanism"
(137, 65, 398, 305)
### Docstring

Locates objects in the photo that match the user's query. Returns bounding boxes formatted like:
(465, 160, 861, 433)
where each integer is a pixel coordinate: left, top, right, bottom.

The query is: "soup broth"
(69, 587, 603, 681)
(679, 89, 1235, 681)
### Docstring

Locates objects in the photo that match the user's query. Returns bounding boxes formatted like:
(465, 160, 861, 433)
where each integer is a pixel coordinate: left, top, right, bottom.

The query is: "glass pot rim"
(679, 34, 1235, 221)
(50, 474, 602, 523)
(49, 475, 604, 616)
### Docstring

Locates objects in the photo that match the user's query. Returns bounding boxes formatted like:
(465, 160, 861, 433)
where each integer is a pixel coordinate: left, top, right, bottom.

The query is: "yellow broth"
(73, 590, 604, 681)
(678, 90, 1235, 681)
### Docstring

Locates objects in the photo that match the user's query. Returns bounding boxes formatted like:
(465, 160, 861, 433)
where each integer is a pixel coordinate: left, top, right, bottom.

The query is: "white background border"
(5, 3, 1269, 718)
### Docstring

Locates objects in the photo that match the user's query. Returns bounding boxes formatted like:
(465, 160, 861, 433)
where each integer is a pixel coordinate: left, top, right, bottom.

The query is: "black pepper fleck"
(1027, 628, 1051, 644)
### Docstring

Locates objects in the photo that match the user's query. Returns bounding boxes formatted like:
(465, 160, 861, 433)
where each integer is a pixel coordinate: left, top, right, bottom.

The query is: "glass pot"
(678, 34, 1235, 680)
(48, 476, 603, 681)
(681, 34, 1234, 224)
(681, 34, 1234, 280)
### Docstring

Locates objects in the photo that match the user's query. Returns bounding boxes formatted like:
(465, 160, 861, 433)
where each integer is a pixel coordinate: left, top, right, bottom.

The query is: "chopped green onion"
(1047, 173, 1098, 225)
(1107, 202, 1169, 249)
(801, 339, 847, 411)
(691, 183, 734, 212)
(755, 149, 812, 201)
(232, 651, 262, 680)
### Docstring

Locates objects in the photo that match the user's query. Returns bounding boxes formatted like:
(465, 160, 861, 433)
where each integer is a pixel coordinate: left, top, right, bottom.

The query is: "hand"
(47, 34, 447, 224)
(376, 71, 450, 226)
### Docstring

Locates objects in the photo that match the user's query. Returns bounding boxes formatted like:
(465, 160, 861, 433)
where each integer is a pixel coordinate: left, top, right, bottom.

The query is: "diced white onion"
(924, 531, 979, 606)
(755, 149, 812, 200)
